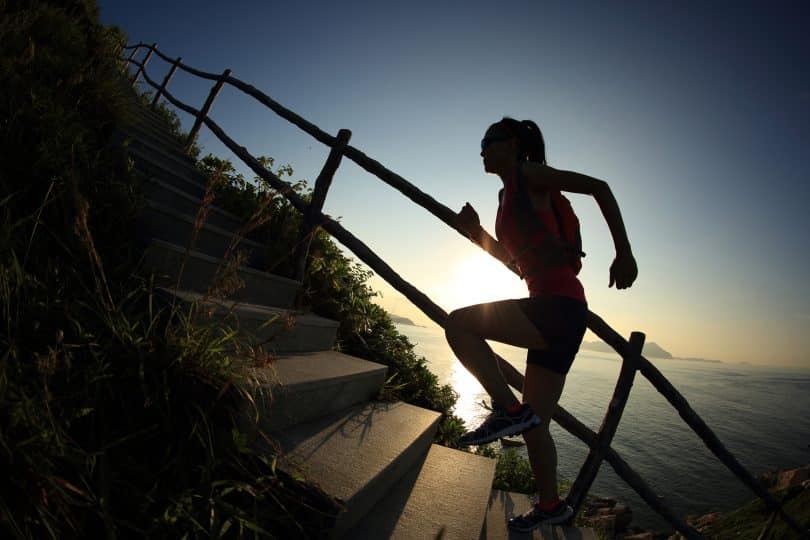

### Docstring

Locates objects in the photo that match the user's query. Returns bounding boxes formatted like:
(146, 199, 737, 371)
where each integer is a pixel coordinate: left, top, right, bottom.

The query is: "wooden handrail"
(122, 45, 807, 538)
(123, 47, 137, 70)
(129, 64, 710, 538)
(130, 43, 155, 88)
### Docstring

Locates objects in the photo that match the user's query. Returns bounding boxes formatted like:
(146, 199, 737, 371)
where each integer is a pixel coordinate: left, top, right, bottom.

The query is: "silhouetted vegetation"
(0, 1, 467, 538)
(1, 2, 341, 538)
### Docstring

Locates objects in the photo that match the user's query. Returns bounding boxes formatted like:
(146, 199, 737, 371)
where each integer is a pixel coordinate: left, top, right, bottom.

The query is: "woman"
(446, 117, 637, 531)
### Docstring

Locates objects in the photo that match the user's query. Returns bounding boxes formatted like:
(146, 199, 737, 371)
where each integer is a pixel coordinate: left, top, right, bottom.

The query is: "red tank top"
(495, 174, 586, 302)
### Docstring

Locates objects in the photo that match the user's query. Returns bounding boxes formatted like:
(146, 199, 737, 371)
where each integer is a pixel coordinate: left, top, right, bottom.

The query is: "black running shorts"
(517, 295, 587, 375)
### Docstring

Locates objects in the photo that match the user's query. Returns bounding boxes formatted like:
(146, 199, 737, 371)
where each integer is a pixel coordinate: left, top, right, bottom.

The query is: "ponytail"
(519, 119, 546, 165)
(494, 117, 547, 164)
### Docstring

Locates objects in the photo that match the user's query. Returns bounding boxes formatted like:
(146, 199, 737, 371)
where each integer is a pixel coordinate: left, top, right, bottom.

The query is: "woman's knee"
(524, 421, 552, 445)
(445, 307, 473, 341)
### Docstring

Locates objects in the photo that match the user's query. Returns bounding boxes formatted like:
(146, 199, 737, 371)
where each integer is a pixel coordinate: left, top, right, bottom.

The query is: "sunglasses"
(480, 135, 512, 151)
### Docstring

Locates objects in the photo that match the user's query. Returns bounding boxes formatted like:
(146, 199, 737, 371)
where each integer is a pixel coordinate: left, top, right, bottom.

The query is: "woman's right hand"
(456, 203, 481, 237)
(609, 251, 638, 289)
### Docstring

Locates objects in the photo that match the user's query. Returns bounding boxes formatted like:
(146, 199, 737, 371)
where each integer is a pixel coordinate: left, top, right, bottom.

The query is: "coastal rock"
(586, 514, 616, 537)
(612, 504, 634, 530)
(623, 533, 654, 540)
(687, 511, 721, 531)
(758, 464, 810, 491)
(583, 496, 617, 514)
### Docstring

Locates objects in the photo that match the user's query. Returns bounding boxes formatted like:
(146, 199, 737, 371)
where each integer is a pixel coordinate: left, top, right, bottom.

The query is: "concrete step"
(159, 288, 339, 353)
(483, 491, 597, 540)
(121, 104, 179, 133)
(143, 239, 300, 308)
(141, 175, 244, 233)
(245, 351, 388, 431)
(140, 107, 176, 127)
(132, 150, 209, 200)
(138, 199, 271, 268)
(273, 401, 441, 537)
(117, 127, 198, 173)
(119, 118, 186, 152)
(344, 444, 496, 540)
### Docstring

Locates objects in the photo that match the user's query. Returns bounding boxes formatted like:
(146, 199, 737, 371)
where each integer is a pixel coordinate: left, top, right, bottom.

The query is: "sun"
(437, 250, 527, 310)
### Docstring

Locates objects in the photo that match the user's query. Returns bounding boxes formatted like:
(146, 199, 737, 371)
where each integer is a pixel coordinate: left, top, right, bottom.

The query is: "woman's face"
(480, 126, 517, 174)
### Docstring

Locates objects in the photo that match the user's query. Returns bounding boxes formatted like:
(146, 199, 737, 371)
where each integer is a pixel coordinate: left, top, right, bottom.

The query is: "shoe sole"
(508, 506, 574, 532)
(462, 415, 541, 446)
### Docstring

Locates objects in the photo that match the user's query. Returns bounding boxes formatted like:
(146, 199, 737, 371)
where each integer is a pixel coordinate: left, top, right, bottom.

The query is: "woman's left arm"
(522, 162, 638, 289)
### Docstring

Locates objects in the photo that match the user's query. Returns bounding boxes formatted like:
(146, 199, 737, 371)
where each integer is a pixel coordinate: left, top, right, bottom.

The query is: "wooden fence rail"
(129, 42, 155, 88)
(567, 331, 645, 515)
(122, 44, 808, 539)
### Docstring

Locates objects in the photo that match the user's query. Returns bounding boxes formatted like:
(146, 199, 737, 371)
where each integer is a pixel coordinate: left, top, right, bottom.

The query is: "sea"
(395, 323, 810, 532)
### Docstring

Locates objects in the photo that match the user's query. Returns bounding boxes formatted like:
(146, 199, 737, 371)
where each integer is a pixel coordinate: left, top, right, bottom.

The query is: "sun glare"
(436, 251, 526, 310)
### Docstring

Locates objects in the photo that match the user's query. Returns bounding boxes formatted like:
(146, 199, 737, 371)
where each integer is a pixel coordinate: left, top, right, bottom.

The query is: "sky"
(99, 1, 810, 369)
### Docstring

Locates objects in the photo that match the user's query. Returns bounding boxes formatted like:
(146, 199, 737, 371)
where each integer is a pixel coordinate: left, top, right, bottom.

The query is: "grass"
(701, 486, 809, 540)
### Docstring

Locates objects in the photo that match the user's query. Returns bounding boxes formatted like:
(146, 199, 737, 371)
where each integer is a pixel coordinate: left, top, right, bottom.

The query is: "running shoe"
(458, 402, 540, 446)
(508, 500, 574, 532)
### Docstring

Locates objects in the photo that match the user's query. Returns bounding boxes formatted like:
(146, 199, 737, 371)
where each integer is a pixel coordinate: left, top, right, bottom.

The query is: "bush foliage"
(193, 153, 466, 446)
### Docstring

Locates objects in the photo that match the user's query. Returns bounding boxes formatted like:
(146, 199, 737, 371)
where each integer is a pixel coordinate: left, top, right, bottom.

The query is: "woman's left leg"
(521, 363, 566, 504)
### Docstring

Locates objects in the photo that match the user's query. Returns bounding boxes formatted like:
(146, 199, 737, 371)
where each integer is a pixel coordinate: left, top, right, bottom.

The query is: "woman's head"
(480, 117, 546, 173)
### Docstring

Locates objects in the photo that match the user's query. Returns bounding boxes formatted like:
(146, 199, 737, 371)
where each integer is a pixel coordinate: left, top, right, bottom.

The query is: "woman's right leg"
(445, 299, 548, 408)
(445, 299, 550, 444)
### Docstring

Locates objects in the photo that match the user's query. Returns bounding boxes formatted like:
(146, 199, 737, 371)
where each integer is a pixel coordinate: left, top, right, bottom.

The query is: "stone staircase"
(114, 93, 595, 539)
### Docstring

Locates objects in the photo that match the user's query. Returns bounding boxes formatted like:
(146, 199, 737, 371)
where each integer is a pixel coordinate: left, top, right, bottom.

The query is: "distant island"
(674, 356, 723, 364)
(579, 341, 722, 363)
(389, 314, 422, 327)
(580, 340, 673, 358)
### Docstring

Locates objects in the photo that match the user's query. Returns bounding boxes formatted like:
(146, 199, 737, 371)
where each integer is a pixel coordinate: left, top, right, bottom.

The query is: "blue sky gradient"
(100, 1, 810, 367)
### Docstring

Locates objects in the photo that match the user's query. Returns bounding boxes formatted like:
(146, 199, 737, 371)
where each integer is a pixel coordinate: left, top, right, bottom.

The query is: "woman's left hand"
(609, 252, 638, 289)
(456, 203, 481, 237)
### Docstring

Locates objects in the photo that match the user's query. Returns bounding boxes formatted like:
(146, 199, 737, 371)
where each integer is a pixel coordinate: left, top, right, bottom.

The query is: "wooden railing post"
(554, 406, 703, 539)
(130, 43, 156, 88)
(567, 331, 645, 515)
(185, 69, 231, 153)
(123, 46, 138, 70)
(294, 129, 352, 282)
(151, 56, 182, 108)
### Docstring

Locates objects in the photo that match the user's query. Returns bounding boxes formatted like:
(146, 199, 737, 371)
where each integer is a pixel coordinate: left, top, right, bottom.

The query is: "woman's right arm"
(523, 162, 638, 289)
(590, 180, 638, 289)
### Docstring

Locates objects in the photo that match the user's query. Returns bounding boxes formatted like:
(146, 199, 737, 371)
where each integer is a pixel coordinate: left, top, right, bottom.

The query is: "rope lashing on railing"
(121, 44, 808, 538)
